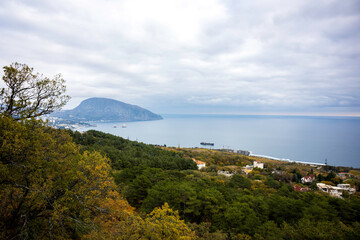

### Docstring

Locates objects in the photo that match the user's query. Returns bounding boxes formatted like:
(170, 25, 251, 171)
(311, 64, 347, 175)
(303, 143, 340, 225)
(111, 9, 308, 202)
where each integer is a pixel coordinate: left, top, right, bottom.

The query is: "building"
(242, 164, 253, 174)
(294, 185, 309, 192)
(237, 150, 250, 156)
(317, 183, 342, 197)
(301, 174, 315, 184)
(217, 149, 235, 153)
(337, 172, 353, 179)
(317, 183, 356, 198)
(192, 158, 206, 169)
(253, 161, 264, 169)
(217, 170, 235, 177)
(337, 184, 356, 194)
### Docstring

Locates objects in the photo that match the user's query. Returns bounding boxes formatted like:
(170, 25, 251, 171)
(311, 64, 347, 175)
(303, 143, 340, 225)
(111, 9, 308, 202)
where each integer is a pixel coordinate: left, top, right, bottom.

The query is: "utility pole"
(325, 158, 328, 172)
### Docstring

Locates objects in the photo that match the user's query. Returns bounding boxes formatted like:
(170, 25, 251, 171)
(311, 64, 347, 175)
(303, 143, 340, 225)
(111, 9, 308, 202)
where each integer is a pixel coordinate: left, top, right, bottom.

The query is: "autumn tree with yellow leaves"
(0, 114, 197, 239)
(0, 115, 134, 238)
(143, 203, 197, 240)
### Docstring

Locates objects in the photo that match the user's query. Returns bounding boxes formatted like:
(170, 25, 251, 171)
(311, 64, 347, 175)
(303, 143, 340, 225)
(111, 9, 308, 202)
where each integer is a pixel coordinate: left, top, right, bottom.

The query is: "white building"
(253, 161, 264, 169)
(337, 184, 356, 194)
(217, 170, 235, 177)
(317, 183, 356, 198)
(192, 158, 206, 170)
(317, 183, 342, 197)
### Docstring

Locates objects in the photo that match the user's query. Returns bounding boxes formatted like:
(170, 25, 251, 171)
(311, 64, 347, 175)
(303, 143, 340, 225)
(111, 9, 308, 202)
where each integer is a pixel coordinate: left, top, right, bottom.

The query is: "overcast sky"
(1, 0, 359, 116)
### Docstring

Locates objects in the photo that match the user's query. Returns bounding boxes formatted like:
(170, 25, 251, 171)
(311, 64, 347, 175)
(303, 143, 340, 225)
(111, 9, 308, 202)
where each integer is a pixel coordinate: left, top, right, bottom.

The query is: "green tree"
(267, 195, 303, 225)
(188, 222, 227, 240)
(224, 202, 260, 235)
(264, 176, 281, 189)
(141, 180, 199, 220)
(0, 62, 70, 120)
(254, 221, 282, 240)
(197, 188, 226, 222)
(229, 174, 252, 189)
(125, 168, 167, 208)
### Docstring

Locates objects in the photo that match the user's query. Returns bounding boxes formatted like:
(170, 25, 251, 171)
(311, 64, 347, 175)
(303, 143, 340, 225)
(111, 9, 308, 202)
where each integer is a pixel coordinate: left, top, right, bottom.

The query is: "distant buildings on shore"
(237, 150, 251, 156)
(216, 148, 251, 156)
(42, 116, 93, 130)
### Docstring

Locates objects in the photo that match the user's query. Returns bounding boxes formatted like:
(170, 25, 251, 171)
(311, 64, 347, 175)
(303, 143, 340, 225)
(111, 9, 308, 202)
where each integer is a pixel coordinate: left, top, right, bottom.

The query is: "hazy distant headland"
(51, 97, 163, 122)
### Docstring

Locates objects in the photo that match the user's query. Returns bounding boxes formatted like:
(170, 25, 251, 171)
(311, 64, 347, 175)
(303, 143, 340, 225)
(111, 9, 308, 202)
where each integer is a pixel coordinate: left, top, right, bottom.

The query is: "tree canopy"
(0, 115, 126, 238)
(0, 62, 70, 120)
(0, 115, 198, 239)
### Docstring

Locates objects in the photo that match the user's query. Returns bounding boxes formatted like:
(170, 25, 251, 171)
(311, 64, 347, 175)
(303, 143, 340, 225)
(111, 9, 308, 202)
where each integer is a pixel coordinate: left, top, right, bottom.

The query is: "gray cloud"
(0, 0, 359, 115)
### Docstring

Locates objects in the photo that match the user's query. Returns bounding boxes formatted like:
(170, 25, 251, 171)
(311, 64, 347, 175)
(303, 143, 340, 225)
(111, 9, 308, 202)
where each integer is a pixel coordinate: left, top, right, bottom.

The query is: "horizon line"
(160, 112, 360, 118)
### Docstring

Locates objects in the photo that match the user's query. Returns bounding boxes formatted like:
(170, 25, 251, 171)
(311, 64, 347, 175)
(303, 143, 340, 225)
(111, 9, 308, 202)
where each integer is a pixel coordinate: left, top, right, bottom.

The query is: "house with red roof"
(192, 158, 206, 170)
(294, 185, 309, 192)
(301, 174, 315, 184)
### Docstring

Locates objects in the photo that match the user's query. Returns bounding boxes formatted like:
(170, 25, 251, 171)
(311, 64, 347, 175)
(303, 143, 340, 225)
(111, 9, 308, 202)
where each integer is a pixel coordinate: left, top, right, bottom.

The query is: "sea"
(75, 114, 360, 168)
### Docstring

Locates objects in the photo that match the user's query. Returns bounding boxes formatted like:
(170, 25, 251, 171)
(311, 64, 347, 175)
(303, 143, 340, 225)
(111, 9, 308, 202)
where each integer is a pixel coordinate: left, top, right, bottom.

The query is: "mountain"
(52, 97, 163, 122)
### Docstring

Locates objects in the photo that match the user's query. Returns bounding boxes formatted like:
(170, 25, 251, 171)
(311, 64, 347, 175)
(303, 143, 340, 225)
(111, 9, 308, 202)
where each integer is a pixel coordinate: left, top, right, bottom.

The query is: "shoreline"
(250, 153, 326, 166)
(70, 119, 360, 169)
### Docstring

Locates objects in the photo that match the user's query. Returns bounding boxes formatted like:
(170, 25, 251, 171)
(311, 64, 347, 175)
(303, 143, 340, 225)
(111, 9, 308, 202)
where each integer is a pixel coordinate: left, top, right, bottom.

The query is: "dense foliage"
(1, 115, 360, 239)
(176, 148, 253, 167)
(0, 115, 195, 239)
(69, 130, 197, 171)
(72, 130, 360, 239)
(115, 167, 360, 239)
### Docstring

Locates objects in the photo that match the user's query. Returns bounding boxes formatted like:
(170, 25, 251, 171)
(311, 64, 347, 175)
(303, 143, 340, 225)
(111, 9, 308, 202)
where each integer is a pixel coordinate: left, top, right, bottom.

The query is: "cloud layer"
(1, 0, 359, 115)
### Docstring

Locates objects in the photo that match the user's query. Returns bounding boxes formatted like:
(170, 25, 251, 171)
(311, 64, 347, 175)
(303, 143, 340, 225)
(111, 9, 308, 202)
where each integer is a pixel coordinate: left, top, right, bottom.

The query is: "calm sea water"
(75, 114, 360, 168)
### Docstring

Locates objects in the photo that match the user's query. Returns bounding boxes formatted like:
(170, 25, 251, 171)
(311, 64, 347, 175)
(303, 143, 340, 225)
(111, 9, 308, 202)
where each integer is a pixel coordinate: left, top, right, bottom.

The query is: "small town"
(187, 147, 359, 199)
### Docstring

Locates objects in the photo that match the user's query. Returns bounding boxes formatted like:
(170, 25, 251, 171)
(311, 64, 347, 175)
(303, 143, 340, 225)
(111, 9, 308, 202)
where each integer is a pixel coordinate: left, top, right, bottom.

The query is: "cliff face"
(52, 98, 163, 121)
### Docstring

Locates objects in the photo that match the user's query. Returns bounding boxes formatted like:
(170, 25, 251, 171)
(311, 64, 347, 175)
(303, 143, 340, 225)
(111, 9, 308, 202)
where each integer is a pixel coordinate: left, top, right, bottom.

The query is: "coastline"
(69, 115, 360, 168)
(250, 153, 326, 166)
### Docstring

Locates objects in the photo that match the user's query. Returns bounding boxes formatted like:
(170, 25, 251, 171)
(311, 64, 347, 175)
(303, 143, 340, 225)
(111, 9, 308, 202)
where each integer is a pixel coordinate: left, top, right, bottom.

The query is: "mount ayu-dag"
(52, 97, 163, 122)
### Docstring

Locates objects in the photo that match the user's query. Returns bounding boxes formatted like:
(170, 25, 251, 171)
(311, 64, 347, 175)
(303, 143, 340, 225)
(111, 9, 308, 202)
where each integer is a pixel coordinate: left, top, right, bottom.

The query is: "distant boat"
(200, 142, 214, 146)
(122, 124, 127, 128)
(113, 125, 117, 128)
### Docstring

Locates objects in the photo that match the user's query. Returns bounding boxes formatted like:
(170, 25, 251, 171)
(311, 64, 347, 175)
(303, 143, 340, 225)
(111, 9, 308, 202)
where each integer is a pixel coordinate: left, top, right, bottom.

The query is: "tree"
(229, 174, 252, 189)
(141, 180, 198, 219)
(0, 115, 134, 239)
(143, 203, 197, 240)
(187, 222, 227, 240)
(224, 203, 260, 235)
(254, 221, 282, 240)
(0, 62, 70, 120)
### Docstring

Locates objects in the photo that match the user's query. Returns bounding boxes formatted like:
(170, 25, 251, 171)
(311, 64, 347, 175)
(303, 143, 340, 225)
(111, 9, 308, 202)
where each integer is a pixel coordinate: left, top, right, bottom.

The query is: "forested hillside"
(68, 130, 197, 170)
(1, 115, 360, 239)
(70, 129, 360, 239)
(0, 115, 195, 239)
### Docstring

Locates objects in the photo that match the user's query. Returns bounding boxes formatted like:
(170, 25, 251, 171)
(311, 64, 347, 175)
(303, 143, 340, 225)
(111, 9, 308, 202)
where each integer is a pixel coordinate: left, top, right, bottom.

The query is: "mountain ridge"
(52, 97, 163, 122)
